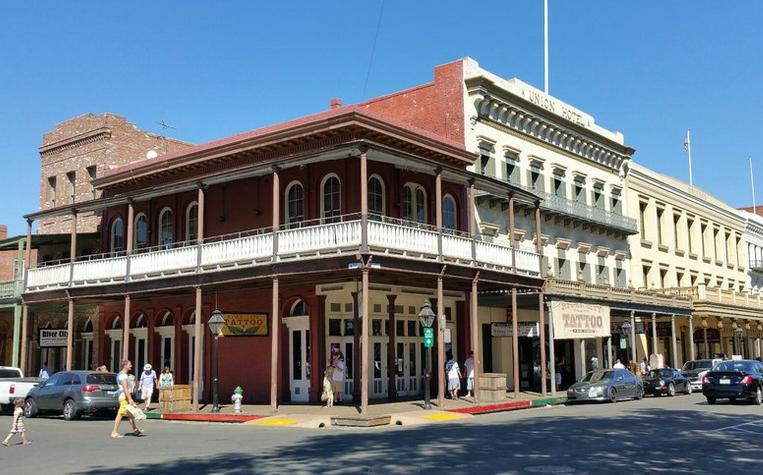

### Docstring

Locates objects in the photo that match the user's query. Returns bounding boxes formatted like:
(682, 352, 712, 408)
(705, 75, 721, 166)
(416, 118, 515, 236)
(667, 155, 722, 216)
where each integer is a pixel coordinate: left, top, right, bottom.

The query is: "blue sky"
(1, 1, 761, 235)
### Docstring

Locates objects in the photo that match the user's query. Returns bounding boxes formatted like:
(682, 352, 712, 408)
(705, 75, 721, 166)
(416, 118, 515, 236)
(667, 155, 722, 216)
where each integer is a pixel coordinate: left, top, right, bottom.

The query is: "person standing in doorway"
(138, 364, 158, 412)
(110, 359, 143, 439)
(38, 362, 50, 380)
(331, 350, 346, 404)
(445, 352, 461, 400)
(464, 351, 475, 399)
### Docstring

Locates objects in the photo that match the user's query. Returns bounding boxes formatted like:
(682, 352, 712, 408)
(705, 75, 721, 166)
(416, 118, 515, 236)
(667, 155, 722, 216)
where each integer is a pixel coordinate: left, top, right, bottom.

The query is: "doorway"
(285, 315, 310, 402)
(481, 324, 493, 373)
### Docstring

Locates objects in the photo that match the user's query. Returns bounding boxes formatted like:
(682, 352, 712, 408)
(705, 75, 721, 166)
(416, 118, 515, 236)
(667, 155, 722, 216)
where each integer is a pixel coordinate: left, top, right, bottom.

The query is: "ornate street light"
(207, 309, 226, 413)
(621, 320, 633, 365)
(418, 301, 435, 410)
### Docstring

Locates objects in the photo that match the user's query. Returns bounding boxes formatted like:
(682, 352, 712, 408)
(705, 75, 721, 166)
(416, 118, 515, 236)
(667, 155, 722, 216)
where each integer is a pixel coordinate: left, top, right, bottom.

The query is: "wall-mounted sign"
(550, 302, 611, 340)
(491, 322, 539, 338)
(39, 329, 68, 348)
(221, 313, 269, 337)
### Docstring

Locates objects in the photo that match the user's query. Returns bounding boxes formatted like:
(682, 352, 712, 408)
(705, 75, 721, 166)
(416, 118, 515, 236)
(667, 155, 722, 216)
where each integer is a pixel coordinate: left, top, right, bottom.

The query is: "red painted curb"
(161, 413, 264, 423)
(448, 400, 531, 415)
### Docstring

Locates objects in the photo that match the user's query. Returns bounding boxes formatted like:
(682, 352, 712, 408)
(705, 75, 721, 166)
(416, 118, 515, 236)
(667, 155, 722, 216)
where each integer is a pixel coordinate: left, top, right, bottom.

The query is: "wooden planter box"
(159, 385, 192, 413)
(477, 373, 507, 402)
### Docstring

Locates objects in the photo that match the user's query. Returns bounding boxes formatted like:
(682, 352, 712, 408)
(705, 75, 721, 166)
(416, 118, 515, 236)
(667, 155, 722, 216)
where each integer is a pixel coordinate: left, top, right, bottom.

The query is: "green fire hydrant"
(231, 386, 244, 413)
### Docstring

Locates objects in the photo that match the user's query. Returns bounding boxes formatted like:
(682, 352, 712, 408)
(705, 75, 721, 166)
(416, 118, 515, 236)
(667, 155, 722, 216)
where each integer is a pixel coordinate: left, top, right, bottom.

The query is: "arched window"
(160, 312, 175, 327)
(134, 213, 149, 250)
(186, 202, 198, 242)
(290, 299, 309, 317)
(403, 183, 427, 224)
(321, 174, 341, 223)
(83, 319, 93, 333)
(110, 218, 125, 253)
(368, 175, 385, 216)
(134, 314, 147, 328)
(111, 317, 122, 330)
(158, 208, 174, 248)
(443, 194, 457, 230)
(285, 181, 304, 226)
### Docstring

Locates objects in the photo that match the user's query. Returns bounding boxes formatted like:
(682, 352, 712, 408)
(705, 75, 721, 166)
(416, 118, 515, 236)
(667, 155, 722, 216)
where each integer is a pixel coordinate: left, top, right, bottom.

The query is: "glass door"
(286, 316, 310, 402)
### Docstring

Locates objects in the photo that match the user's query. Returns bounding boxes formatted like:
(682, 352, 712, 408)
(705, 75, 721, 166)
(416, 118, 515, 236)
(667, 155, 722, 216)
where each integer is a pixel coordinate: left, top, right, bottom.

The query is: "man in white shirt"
(138, 364, 158, 411)
(464, 352, 475, 398)
(445, 352, 461, 400)
(39, 362, 50, 380)
(613, 359, 626, 369)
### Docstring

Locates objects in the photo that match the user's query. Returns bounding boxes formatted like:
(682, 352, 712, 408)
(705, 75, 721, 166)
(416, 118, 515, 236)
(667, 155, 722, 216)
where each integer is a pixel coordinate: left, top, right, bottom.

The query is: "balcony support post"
(66, 298, 74, 371)
(629, 311, 636, 364)
(534, 201, 543, 274)
(126, 201, 134, 280)
(651, 312, 658, 361)
(512, 287, 519, 399)
(548, 301, 556, 394)
(468, 180, 476, 263)
(70, 210, 78, 264)
(270, 277, 279, 413)
(122, 295, 130, 361)
(272, 167, 280, 262)
(196, 185, 205, 272)
(20, 304, 29, 375)
(192, 286, 203, 410)
(386, 294, 397, 401)
(688, 316, 695, 361)
(470, 275, 480, 402)
(360, 266, 370, 414)
(360, 147, 369, 252)
(435, 167, 443, 260)
(671, 314, 678, 367)
(509, 191, 516, 273)
(12, 304, 21, 368)
(436, 273, 445, 408)
(539, 291, 547, 396)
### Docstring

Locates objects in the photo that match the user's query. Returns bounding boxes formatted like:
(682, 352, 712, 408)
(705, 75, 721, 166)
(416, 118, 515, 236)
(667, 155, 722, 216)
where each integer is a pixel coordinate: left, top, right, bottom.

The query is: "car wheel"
(668, 383, 676, 397)
(636, 387, 644, 400)
(608, 388, 617, 403)
(63, 399, 80, 421)
(685, 383, 693, 395)
(707, 397, 716, 405)
(754, 387, 763, 406)
(24, 398, 38, 418)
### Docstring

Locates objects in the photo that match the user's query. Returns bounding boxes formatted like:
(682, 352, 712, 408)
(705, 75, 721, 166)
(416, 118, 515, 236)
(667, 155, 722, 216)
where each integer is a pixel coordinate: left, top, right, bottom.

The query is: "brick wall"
(38, 113, 190, 235)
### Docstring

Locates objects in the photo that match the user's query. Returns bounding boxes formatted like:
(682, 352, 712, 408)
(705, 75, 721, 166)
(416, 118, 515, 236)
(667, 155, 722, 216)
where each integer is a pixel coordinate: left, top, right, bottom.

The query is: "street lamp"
(418, 300, 435, 410)
(207, 309, 226, 413)
(621, 320, 632, 365)
(734, 325, 744, 356)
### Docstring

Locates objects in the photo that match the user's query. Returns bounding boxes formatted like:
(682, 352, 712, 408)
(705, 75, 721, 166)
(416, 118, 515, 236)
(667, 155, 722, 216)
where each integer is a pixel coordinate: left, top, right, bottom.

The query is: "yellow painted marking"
(254, 417, 299, 426)
(421, 413, 467, 421)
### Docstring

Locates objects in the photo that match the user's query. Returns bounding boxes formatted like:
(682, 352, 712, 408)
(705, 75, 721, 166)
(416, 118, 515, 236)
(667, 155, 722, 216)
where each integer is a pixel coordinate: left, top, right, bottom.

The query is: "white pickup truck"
(0, 366, 43, 412)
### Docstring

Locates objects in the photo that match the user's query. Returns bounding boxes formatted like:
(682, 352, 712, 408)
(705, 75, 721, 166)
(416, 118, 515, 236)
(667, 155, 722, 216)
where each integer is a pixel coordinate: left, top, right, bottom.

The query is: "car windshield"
(682, 361, 711, 371)
(87, 374, 117, 385)
(714, 361, 755, 373)
(581, 370, 612, 383)
(646, 369, 671, 378)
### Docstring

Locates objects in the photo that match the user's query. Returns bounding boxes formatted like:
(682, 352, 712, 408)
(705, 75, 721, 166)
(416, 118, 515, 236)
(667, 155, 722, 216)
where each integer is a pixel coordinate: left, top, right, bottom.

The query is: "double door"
(395, 339, 422, 397)
(286, 316, 310, 402)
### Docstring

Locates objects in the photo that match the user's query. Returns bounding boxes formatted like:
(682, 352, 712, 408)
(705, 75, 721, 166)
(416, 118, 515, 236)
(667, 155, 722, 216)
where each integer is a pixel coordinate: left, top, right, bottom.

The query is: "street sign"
(423, 327, 434, 348)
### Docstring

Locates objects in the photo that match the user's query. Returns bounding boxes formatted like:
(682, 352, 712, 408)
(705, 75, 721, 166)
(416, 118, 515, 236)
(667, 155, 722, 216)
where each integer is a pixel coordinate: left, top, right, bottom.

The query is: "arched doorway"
(155, 312, 175, 371)
(132, 314, 148, 374)
(284, 299, 310, 401)
(105, 317, 122, 372)
(182, 312, 204, 395)
(81, 319, 94, 370)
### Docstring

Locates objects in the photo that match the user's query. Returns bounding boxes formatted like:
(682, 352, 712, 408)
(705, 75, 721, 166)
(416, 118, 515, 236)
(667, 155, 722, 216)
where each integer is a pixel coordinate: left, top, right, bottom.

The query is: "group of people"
(321, 345, 346, 407)
(109, 360, 174, 438)
(445, 351, 475, 400)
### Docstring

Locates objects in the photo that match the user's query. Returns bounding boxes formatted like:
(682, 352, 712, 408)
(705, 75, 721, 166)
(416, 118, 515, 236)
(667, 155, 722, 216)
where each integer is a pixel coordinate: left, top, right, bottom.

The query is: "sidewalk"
(147, 391, 568, 428)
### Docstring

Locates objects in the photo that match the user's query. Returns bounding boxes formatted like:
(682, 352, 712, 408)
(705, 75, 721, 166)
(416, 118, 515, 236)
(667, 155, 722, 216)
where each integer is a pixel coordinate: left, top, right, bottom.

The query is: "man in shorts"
(445, 352, 461, 400)
(138, 364, 158, 411)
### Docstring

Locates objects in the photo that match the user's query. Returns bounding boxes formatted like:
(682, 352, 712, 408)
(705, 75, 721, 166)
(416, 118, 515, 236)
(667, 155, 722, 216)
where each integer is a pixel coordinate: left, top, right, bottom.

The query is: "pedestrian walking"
(138, 364, 158, 411)
(330, 347, 346, 404)
(445, 352, 461, 399)
(464, 351, 475, 398)
(321, 367, 334, 408)
(2, 398, 30, 447)
(159, 367, 174, 388)
(613, 359, 625, 369)
(38, 362, 50, 380)
(640, 358, 650, 377)
(110, 359, 144, 439)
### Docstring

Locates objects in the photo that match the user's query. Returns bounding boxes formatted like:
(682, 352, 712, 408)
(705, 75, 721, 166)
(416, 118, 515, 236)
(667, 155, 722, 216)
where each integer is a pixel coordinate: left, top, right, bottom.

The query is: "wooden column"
(386, 294, 397, 400)
(66, 299, 74, 370)
(435, 168, 443, 258)
(534, 201, 543, 272)
(670, 314, 678, 368)
(122, 295, 130, 361)
(436, 275, 445, 407)
(468, 180, 476, 261)
(360, 268, 370, 414)
(512, 287, 519, 399)
(651, 312, 658, 360)
(509, 192, 516, 273)
(351, 291, 361, 402)
(538, 292, 547, 396)
(548, 303, 557, 393)
(270, 277, 279, 413)
(360, 147, 368, 251)
(20, 305, 29, 375)
(69, 212, 78, 261)
(126, 201, 134, 252)
(24, 219, 32, 270)
(688, 316, 695, 361)
(470, 277, 480, 402)
(272, 167, 280, 259)
(197, 185, 206, 242)
(629, 311, 637, 363)
(193, 286, 203, 410)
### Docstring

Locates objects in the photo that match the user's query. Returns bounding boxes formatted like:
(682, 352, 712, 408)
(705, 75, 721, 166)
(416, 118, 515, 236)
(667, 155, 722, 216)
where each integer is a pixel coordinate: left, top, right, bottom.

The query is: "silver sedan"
(566, 368, 644, 403)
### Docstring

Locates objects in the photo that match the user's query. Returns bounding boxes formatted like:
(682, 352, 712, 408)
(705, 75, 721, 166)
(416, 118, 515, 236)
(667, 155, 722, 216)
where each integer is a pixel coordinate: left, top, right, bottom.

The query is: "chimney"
(0, 224, 6, 240)
(330, 98, 342, 109)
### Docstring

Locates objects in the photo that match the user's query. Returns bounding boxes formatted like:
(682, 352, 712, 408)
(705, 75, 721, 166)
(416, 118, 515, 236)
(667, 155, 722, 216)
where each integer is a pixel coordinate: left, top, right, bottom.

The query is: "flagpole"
(686, 129, 693, 186)
(750, 157, 757, 214)
(544, 0, 549, 94)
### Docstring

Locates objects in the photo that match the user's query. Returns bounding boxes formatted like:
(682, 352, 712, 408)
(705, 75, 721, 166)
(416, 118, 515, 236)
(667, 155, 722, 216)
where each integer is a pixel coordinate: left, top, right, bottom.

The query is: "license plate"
(107, 391, 117, 396)
(720, 379, 731, 385)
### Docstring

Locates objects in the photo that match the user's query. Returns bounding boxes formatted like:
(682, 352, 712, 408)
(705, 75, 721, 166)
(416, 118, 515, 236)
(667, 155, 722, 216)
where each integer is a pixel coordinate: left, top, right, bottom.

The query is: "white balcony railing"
(25, 215, 542, 292)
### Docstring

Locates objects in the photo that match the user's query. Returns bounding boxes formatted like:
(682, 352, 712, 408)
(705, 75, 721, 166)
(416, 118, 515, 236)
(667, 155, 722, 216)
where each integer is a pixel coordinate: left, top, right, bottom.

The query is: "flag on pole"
(683, 133, 689, 153)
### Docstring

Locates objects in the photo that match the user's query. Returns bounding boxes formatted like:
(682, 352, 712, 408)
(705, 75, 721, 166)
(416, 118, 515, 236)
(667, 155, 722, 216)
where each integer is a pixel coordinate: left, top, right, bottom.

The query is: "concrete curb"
(448, 396, 567, 415)
(145, 412, 264, 423)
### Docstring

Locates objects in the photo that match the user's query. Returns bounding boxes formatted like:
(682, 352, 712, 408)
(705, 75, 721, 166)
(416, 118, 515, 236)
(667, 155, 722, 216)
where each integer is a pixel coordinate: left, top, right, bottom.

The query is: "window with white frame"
(111, 218, 125, 253)
(186, 202, 198, 242)
(285, 181, 305, 226)
(321, 175, 341, 223)
(158, 208, 174, 248)
(135, 213, 149, 250)
(443, 194, 457, 230)
(368, 175, 385, 216)
(403, 183, 427, 223)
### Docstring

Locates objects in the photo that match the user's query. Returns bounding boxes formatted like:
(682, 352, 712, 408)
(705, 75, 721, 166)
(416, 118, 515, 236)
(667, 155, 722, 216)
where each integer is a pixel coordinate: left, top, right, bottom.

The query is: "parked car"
(681, 359, 722, 391)
(567, 368, 644, 403)
(25, 370, 119, 420)
(0, 366, 43, 412)
(702, 360, 763, 405)
(642, 368, 692, 396)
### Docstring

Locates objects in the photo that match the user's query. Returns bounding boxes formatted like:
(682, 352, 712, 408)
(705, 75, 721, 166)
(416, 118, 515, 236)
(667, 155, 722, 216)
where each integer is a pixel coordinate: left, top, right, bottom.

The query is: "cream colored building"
(627, 163, 763, 364)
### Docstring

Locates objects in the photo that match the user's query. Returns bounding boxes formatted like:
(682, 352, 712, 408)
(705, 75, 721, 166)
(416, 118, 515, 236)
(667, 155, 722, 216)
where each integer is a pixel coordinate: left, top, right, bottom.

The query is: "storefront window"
(396, 320, 404, 337)
(408, 321, 417, 337)
(329, 319, 341, 336)
(344, 319, 354, 336)
(373, 319, 383, 336)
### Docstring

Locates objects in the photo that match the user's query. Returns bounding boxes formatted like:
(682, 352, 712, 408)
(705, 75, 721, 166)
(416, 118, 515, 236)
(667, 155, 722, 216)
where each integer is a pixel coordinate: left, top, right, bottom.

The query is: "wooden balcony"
(544, 278, 693, 309)
(25, 214, 542, 293)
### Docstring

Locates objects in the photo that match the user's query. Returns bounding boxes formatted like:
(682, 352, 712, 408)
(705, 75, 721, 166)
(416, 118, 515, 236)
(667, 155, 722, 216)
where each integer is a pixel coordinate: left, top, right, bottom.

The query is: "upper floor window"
(443, 194, 457, 230)
(321, 174, 341, 223)
(505, 152, 520, 183)
(48, 176, 57, 207)
(66, 171, 76, 204)
(110, 218, 125, 253)
(403, 183, 427, 224)
(87, 166, 97, 200)
(186, 202, 198, 242)
(368, 175, 385, 215)
(158, 207, 174, 248)
(611, 191, 622, 215)
(285, 181, 304, 226)
(135, 213, 148, 250)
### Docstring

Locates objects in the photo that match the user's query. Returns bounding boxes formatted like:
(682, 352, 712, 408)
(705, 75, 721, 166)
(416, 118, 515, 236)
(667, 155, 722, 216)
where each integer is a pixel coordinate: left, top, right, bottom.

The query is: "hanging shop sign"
(39, 329, 68, 348)
(491, 322, 539, 338)
(550, 302, 611, 340)
(221, 313, 269, 337)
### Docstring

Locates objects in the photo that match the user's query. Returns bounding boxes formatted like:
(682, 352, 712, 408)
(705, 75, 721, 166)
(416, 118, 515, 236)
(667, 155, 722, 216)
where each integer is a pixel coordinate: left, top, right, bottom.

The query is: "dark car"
(25, 371, 119, 420)
(642, 368, 692, 396)
(702, 360, 763, 405)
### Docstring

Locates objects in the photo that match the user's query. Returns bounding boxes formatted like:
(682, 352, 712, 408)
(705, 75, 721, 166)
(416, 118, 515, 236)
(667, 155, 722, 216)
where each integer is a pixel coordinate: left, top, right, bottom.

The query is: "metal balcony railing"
(534, 190, 638, 234)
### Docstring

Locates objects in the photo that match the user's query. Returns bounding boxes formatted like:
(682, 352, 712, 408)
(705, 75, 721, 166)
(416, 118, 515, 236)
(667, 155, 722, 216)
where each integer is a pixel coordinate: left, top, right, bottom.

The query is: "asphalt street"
(0, 394, 761, 474)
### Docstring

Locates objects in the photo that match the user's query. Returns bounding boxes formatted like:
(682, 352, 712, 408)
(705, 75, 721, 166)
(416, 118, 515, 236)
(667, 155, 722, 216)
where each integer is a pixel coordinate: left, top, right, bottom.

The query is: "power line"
(361, 0, 386, 100)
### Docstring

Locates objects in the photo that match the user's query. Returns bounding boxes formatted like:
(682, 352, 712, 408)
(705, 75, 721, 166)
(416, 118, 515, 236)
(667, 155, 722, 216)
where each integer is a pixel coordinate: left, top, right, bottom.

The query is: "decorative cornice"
(39, 127, 112, 157)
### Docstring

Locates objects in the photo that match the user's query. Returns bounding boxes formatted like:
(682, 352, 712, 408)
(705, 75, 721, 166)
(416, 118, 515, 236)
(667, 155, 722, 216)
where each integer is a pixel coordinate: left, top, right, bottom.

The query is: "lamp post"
(418, 300, 436, 410)
(207, 309, 226, 413)
(621, 320, 632, 365)
(734, 326, 744, 357)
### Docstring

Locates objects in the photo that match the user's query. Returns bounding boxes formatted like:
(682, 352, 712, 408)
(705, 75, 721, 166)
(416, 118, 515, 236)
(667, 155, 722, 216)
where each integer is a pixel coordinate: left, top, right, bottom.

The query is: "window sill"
(675, 249, 685, 257)
(702, 257, 712, 264)
(641, 239, 653, 248)
(688, 252, 698, 260)
(727, 263, 735, 270)
(658, 244, 669, 253)
(715, 260, 724, 267)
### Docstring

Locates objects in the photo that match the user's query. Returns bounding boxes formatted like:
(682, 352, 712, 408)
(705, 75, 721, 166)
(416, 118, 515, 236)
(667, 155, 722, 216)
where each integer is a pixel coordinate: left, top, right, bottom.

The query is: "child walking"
(2, 398, 30, 447)
(321, 367, 334, 408)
